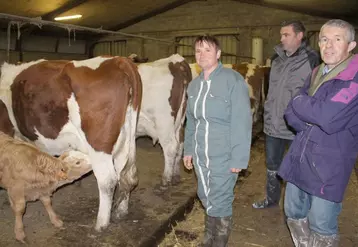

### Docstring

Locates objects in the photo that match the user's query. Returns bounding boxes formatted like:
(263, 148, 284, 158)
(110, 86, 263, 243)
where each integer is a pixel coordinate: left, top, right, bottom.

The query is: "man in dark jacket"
(253, 20, 320, 209)
(279, 19, 357, 246)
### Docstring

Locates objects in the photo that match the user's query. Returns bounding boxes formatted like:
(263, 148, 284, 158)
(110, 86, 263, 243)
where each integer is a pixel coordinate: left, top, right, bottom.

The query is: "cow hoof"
(153, 183, 169, 194)
(15, 230, 27, 244)
(95, 222, 109, 232)
(171, 175, 181, 186)
(94, 226, 104, 232)
(113, 209, 128, 221)
(16, 238, 27, 244)
(52, 218, 64, 228)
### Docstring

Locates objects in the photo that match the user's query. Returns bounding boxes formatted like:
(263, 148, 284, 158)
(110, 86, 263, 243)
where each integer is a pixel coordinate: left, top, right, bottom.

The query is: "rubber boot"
(252, 169, 281, 209)
(287, 217, 310, 247)
(308, 231, 339, 247)
(212, 216, 232, 247)
(202, 215, 216, 247)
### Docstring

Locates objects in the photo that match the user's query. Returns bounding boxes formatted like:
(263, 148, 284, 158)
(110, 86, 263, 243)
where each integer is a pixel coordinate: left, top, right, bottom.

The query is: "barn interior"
(0, 1, 358, 246)
(0, 0, 357, 64)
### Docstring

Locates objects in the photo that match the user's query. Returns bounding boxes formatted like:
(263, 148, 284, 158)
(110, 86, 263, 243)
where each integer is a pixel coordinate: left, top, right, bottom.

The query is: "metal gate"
(307, 31, 320, 52)
(308, 29, 358, 55)
(92, 40, 127, 57)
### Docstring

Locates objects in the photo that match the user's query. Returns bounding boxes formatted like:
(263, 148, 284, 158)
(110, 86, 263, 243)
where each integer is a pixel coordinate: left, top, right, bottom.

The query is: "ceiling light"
(54, 14, 82, 21)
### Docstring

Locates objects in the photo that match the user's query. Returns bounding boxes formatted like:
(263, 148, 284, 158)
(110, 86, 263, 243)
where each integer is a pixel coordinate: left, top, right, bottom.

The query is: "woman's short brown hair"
(194, 35, 221, 51)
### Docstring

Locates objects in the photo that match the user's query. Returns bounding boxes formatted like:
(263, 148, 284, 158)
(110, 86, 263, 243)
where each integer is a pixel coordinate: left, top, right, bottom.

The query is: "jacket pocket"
(206, 93, 230, 121)
(310, 144, 343, 184)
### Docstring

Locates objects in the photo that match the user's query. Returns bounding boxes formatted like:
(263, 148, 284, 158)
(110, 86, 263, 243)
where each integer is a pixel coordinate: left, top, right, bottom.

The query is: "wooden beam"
(109, 0, 196, 31)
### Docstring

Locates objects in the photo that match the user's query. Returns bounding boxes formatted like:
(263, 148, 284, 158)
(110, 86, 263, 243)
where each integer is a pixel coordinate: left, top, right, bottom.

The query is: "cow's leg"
(113, 161, 138, 220)
(8, 192, 26, 243)
(172, 141, 184, 185)
(113, 107, 138, 220)
(253, 98, 260, 123)
(91, 153, 117, 231)
(159, 136, 178, 189)
(40, 195, 63, 228)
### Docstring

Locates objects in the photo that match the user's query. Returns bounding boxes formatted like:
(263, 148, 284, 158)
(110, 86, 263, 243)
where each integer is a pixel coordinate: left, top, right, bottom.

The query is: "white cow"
(136, 54, 192, 189)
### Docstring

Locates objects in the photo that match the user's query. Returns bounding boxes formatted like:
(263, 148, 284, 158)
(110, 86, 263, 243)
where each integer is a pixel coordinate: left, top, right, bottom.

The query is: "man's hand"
(183, 155, 193, 170)
(231, 168, 241, 173)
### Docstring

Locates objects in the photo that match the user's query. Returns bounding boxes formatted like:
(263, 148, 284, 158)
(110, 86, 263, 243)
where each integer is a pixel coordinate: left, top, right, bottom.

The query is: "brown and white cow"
(0, 56, 142, 231)
(190, 62, 269, 124)
(231, 63, 270, 124)
(136, 54, 192, 189)
(0, 99, 14, 137)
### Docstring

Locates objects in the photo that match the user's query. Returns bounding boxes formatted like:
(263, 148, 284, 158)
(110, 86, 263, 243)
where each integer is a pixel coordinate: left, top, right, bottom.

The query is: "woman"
(183, 35, 252, 247)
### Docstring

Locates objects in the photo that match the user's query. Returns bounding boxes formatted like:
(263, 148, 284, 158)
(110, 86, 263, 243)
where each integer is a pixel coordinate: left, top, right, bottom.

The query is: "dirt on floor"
(0, 134, 357, 247)
(0, 137, 197, 247)
(160, 135, 358, 247)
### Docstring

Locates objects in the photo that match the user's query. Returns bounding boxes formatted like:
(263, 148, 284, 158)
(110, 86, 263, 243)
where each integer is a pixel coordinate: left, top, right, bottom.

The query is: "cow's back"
(11, 60, 70, 141)
(2, 57, 142, 155)
(64, 57, 142, 153)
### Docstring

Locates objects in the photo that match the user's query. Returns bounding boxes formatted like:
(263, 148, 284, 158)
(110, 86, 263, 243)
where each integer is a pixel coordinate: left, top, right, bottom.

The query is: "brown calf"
(0, 131, 92, 243)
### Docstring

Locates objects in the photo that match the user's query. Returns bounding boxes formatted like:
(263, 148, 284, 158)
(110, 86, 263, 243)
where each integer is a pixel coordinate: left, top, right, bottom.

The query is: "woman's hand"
(231, 168, 241, 173)
(183, 155, 193, 170)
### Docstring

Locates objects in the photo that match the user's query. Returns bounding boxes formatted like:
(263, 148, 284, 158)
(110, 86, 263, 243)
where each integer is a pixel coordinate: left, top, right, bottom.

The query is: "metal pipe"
(0, 13, 181, 45)
(7, 21, 11, 62)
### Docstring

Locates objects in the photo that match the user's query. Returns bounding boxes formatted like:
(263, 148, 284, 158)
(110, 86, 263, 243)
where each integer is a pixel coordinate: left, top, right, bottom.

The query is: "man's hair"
(281, 20, 306, 35)
(194, 35, 221, 51)
(320, 19, 355, 42)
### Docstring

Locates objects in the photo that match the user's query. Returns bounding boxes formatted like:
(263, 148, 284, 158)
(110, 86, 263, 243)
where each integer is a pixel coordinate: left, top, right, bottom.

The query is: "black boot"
(252, 169, 281, 209)
(212, 216, 232, 247)
(202, 215, 216, 247)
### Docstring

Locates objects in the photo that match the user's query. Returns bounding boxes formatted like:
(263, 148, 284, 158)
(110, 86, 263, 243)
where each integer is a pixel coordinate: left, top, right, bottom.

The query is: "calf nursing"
(0, 132, 92, 243)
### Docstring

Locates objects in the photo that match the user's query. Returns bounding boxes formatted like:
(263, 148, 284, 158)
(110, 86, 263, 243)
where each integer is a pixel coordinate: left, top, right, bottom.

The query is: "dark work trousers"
(265, 134, 292, 204)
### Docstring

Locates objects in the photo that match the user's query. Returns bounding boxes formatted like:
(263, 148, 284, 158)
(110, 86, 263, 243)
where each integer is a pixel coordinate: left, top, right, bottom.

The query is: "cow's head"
(128, 54, 149, 63)
(56, 150, 92, 185)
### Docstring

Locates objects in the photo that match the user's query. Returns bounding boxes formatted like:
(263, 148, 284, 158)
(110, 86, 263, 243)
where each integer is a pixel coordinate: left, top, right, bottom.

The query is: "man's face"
(280, 25, 303, 55)
(195, 41, 221, 71)
(319, 25, 356, 69)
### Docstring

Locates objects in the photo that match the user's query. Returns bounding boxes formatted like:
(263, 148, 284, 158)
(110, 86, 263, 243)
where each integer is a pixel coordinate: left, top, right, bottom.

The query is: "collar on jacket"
(199, 61, 223, 81)
(336, 54, 358, 81)
(274, 41, 308, 60)
(309, 55, 354, 96)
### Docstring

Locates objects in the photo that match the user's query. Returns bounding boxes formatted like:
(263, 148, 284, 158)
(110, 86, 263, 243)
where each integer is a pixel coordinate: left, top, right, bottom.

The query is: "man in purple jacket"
(279, 19, 357, 246)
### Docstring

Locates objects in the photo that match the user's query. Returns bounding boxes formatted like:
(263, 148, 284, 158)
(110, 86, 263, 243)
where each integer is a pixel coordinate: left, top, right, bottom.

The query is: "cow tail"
(175, 61, 191, 142)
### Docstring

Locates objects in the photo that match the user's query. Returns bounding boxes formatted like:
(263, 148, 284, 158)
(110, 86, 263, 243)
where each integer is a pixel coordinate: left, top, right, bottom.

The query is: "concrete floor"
(0, 135, 356, 247)
(0, 137, 197, 247)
